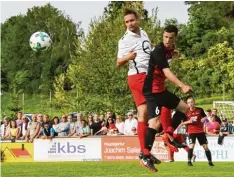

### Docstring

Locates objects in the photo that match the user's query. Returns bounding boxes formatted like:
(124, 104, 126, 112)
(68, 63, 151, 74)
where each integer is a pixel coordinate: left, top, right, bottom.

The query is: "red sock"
(169, 148, 174, 160)
(137, 122, 147, 152)
(184, 146, 190, 152)
(166, 126, 175, 135)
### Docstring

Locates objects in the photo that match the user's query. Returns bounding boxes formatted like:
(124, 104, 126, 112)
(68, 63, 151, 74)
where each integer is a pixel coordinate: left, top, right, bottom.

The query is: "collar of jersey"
(126, 28, 143, 37)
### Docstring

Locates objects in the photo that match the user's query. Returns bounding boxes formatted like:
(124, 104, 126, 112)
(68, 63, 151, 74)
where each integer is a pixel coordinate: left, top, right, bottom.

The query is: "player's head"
(187, 97, 195, 109)
(163, 25, 178, 49)
(123, 8, 139, 32)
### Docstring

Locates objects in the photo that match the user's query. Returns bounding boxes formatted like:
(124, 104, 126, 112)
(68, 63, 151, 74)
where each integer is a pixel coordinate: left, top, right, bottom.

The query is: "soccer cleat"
(165, 159, 174, 163)
(140, 157, 158, 172)
(208, 162, 214, 166)
(192, 155, 196, 162)
(162, 133, 178, 152)
(187, 161, 193, 166)
(171, 140, 187, 148)
(150, 154, 161, 164)
(138, 152, 144, 159)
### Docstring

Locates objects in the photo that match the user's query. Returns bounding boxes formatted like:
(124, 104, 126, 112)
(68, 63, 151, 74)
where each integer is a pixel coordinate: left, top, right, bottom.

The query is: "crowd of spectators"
(0, 108, 233, 142)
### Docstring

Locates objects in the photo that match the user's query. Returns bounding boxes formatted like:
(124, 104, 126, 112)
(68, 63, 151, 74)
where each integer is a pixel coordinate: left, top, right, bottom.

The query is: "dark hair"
(206, 109, 211, 112)
(164, 25, 178, 36)
(186, 96, 194, 101)
(52, 116, 60, 124)
(10, 120, 17, 128)
(123, 8, 138, 19)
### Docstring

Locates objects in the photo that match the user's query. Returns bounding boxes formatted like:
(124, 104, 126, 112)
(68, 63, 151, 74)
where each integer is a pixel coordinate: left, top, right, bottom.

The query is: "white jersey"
(117, 28, 151, 76)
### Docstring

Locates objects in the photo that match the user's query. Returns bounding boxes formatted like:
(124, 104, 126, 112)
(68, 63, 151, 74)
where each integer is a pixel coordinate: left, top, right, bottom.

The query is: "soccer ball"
(29, 32, 52, 52)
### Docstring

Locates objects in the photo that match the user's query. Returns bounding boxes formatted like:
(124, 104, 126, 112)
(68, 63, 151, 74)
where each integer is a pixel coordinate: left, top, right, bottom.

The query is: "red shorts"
(128, 73, 146, 107)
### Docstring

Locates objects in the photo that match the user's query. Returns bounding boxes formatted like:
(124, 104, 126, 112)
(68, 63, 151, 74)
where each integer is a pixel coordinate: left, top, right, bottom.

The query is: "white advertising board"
(34, 138, 101, 161)
(174, 136, 234, 161)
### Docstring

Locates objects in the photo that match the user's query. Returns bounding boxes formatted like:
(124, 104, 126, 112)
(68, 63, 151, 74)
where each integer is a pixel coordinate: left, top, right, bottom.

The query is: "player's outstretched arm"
(116, 51, 136, 67)
(162, 68, 192, 94)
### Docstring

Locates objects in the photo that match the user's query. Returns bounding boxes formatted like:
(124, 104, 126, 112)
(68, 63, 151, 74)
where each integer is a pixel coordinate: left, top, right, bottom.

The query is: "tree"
(53, 2, 161, 114)
(1, 3, 83, 95)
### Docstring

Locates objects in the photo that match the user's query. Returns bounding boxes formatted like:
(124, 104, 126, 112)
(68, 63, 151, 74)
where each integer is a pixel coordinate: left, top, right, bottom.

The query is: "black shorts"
(189, 132, 208, 145)
(144, 90, 180, 120)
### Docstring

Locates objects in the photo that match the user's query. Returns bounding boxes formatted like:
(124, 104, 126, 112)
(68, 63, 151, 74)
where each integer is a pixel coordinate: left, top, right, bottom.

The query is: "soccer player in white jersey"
(116, 8, 160, 169)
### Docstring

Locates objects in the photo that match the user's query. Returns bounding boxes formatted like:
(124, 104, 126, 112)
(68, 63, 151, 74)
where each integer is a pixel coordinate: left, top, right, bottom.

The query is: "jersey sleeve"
(200, 108, 207, 118)
(152, 47, 169, 70)
(117, 40, 129, 59)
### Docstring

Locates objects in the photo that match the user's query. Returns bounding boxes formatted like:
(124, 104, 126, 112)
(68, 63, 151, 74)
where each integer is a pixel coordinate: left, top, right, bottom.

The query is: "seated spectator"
(52, 116, 59, 136)
(75, 119, 90, 138)
(218, 118, 230, 145)
(90, 114, 102, 136)
(228, 116, 234, 134)
(0, 116, 10, 139)
(106, 118, 116, 134)
(99, 114, 106, 127)
(28, 114, 41, 143)
(7, 120, 19, 139)
(205, 114, 220, 135)
(35, 114, 44, 138)
(19, 115, 30, 141)
(41, 122, 55, 140)
(16, 111, 23, 127)
(42, 114, 52, 128)
(54, 115, 70, 136)
(124, 111, 138, 135)
(211, 108, 221, 124)
(68, 115, 76, 136)
(115, 115, 124, 135)
(87, 115, 94, 127)
(205, 109, 212, 123)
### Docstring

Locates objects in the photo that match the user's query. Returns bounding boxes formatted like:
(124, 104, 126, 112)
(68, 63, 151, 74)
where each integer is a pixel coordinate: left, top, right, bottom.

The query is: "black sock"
(145, 128, 157, 151)
(188, 149, 193, 162)
(205, 150, 212, 162)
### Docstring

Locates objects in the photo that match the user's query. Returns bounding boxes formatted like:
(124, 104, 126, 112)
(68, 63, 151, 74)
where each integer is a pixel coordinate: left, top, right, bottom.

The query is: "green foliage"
(53, 2, 161, 113)
(1, 3, 82, 94)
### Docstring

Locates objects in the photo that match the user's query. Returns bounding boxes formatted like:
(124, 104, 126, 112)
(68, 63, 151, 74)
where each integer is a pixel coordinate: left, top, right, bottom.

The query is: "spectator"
(228, 116, 234, 134)
(7, 120, 19, 139)
(28, 114, 41, 142)
(106, 118, 117, 134)
(35, 114, 43, 139)
(41, 122, 55, 139)
(205, 114, 220, 136)
(124, 111, 138, 135)
(68, 115, 76, 135)
(52, 116, 60, 136)
(87, 115, 94, 127)
(99, 114, 106, 127)
(211, 108, 221, 124)
(90, 114, 102, 135)
(16, 111, 23, 127)
(218, 118, 230, 145)
(115, 115, 125, 134)
(19, 115, 30, 141)
(76, 119, 90, 138)
(205, 109, 212, 122)
(54, 115, 70, 136)
(0, 116, 10, 139)
(42, 114, 52, 128)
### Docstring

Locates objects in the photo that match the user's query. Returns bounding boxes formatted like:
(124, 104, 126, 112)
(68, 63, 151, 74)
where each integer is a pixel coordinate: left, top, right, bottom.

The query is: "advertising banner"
(1, 143, 34, 162)
(101, 136, 170, 161)
(174, 136, 234, 161)
(34, 138, 101, 161)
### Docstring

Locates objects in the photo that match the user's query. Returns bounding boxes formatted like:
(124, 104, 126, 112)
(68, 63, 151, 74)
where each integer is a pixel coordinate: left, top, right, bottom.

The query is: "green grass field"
(2, 162, 234, 177)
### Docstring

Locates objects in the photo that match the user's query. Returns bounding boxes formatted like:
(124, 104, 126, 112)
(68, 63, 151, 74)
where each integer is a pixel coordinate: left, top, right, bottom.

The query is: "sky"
(0, 1, 189, 35)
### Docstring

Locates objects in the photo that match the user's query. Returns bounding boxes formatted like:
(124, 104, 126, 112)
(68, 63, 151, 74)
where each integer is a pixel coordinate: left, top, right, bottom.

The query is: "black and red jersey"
(186, 107, 206, 134)
(143, 42, 174, 95)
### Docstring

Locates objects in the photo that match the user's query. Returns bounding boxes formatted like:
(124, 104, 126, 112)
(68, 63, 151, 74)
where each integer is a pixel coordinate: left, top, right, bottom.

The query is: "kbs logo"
(48, 142, 86, 154)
